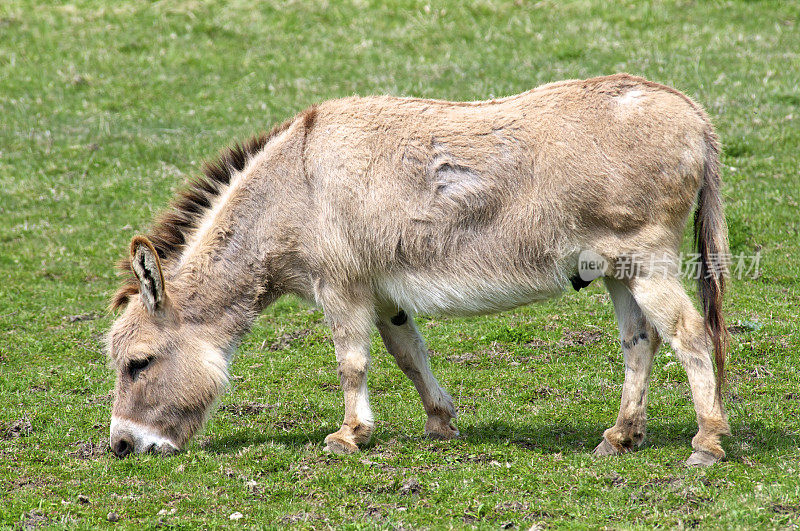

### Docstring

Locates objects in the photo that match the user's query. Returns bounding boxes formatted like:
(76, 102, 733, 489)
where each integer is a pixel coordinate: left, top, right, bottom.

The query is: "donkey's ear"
(129, 236, 166, 314)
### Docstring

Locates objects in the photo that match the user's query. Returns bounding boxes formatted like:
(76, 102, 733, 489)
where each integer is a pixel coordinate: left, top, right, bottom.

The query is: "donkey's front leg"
(321, 294, 376, 455)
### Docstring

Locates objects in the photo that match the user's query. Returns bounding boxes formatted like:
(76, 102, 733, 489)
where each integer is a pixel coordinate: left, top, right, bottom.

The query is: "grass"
(1, 0, 799, 528)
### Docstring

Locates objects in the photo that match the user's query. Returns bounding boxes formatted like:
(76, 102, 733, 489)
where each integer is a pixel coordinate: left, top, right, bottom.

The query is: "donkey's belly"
(375, 271, 563, 316)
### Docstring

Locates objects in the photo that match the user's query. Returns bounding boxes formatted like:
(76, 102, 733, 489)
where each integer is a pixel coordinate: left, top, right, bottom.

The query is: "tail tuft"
(694, 130, 730, 404)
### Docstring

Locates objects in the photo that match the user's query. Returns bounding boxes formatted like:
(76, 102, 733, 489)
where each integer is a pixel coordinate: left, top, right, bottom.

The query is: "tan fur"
(108, 74, 729, 464)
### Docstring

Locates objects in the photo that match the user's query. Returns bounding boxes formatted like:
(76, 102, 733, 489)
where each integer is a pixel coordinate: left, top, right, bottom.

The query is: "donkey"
(107, 74, 730, 466)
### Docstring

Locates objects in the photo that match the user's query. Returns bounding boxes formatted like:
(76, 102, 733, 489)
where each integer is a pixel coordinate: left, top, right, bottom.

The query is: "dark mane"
(111, 119, 295, 310)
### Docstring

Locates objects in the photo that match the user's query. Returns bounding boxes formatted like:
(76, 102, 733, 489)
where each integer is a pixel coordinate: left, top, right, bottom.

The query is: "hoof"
(323, 423, 372, 455)
(323, 437, 358, 455)
(425, 426, 460, 440)
(592, 438, 620, 457)
(686, 450, 720, 467)
(425, 417, 459, 440)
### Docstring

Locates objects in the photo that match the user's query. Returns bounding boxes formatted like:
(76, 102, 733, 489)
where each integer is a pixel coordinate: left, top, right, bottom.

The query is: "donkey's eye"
(127, 357, 152, 380)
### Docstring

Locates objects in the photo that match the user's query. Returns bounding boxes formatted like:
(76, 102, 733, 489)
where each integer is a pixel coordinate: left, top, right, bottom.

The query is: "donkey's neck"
(166, 129, 305, 352)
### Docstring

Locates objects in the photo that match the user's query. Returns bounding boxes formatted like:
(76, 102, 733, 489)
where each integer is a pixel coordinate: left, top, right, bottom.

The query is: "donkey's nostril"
(112, 436, 134, 458)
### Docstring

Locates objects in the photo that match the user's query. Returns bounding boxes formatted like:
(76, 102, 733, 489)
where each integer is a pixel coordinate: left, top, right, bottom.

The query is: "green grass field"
(1, 0, 799, 528)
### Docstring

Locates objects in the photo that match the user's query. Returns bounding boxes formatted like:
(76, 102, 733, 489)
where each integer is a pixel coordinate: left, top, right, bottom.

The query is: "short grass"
(1, 0, 799, 528)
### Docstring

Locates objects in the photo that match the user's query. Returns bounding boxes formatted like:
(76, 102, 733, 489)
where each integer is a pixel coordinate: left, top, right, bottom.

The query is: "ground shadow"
(459, 419, 800, 458)
(201, 418, 798, 459)
(200, 427, 332, 454)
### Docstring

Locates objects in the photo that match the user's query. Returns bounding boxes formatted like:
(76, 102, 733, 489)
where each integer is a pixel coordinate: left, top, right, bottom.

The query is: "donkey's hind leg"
(594, 277, 662, 457)
(377, 310, 458, 440)
(626, 275, 730, 466)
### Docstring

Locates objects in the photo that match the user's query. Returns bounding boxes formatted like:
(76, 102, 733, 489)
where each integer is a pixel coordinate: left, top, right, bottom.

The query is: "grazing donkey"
(107, 74, 730, 466)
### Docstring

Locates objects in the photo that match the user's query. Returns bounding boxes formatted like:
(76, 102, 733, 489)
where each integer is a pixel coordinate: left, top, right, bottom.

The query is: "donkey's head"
(107, 236, 228, 457)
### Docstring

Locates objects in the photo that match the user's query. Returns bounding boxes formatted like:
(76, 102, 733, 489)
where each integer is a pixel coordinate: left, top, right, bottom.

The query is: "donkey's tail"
(694, 129, 730, 404)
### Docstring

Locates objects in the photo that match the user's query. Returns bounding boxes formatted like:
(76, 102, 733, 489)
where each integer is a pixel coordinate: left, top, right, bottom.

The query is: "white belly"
(375, 271, 563, 316)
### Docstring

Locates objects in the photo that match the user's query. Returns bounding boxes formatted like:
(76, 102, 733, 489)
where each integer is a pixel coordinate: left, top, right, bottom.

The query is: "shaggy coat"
(108, 74, 729, 465)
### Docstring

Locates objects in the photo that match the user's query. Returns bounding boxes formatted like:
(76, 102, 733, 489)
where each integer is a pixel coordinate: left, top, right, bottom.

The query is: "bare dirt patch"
(772, 503, 800, 514)
(529, 386, 560, 399)
(604, 471, 627, 488)
(399, 477, 421, 495)
(447, 351, 479, 364)
(263, 329, 314, 351)
(425, 444, 496, 465)
(480, 341, 554, 365)
(70, 439, 108, 459)
(3, 417, 32, 439)
(279, 511, 327, 524)
(364, 503, 400, 521)
(728, 320, 762, 335)
(559, 330, 602, 347)
(86, 391, 113, 405)
(495, 500, 530, 513)
(66, 312, 99, 323)
(16, 510, 49, 530)
(272, 418, 302, 432)
(219, 402, 277, 415)
(7, 474, 55, 491)
(317, 381, 339, 391)
(524, 338, 551, 349)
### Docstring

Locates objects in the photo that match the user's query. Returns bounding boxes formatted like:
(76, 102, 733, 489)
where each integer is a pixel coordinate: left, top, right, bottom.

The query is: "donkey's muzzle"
(109, 416, 180, 458)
